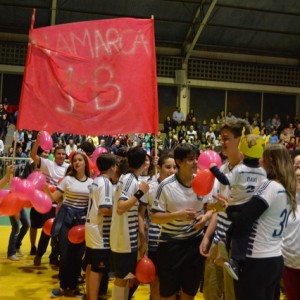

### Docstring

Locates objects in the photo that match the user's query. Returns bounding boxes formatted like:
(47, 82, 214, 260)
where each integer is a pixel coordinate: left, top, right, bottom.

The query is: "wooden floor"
(0, 225, 205, 299)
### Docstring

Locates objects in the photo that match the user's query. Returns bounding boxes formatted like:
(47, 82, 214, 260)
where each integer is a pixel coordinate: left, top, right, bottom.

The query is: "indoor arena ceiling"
(1, 0, 300, 63)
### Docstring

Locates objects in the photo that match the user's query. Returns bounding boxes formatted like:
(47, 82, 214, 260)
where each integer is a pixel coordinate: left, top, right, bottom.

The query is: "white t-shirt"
(282, 193, 300, 269)
(85, 175, 113, 249)
(110, 173, 147, 253)
(40, 157, 69, 186)
(246, 180, 290, 258)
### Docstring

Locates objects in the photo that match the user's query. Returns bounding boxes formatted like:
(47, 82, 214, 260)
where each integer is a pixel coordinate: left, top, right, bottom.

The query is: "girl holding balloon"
(48, 151, 93, 298)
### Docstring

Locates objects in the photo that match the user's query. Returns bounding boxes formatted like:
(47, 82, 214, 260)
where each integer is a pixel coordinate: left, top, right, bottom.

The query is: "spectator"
(65, 138, 77, 158)
(163, 116, 173, 134)
(172, 107, 185, 129)
(163, 131, 176, 150)
(272, 114, 281, 131)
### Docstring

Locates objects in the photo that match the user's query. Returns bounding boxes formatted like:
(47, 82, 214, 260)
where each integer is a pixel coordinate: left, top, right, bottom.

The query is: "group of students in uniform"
(5, 117, 299, 300)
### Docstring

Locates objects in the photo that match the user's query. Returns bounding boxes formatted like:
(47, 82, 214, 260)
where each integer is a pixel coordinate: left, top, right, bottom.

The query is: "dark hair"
(79, 141, 96, 157)
(127, 146, 146, 169)
(54, 146, 66, 155)
(157, 153, 174, 167)
(116, 147, 128, 158)
(96, 153, 116, 172)
(37, 146, 45, 156)
(174, 144, 197, 168)
(66, 152, 90, 178)
(220, 118, 250, 138)
(145, 153, 155, 177)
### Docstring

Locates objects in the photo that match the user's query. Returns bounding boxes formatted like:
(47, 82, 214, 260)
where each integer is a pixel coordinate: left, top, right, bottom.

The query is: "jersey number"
(272, 209, 291, 237)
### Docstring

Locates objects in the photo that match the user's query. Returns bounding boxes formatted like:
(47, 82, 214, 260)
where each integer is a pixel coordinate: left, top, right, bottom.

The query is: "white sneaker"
(8, 255, 20, 261)
(16, 249, 24, 257)
(224, 260, 239, 280)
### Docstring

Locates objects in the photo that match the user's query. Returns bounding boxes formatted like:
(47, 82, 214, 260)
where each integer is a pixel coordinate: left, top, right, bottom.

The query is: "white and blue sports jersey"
(110, 173, 147, 253)
(152, 174, 206, 241)
(144, 179, 161, 252)
(57, 176, 93, 209)
(227, 163, 266, 205)
(85, 175, 113, 249)
(246, 180, 290, 258)
(213, 162, 235, 244)
(282, 193, 300, 269)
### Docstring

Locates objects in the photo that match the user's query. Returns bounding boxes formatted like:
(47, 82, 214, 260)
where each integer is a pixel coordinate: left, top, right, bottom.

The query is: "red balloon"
(43, 217, 55, 236)
(68, 225, 85, 244)
(198, 150, 222, 170)
(68, 150, 76, 162)
(192, 169, 215, 196)
(48, 184, 56, 193)
(88, 158, 99, 176)
(135, 257, 156, 283)
(0, 192, 23, 216)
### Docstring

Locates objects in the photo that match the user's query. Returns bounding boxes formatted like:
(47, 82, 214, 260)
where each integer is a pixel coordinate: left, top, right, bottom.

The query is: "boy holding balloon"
(151, 144, 212, 300)
(200, 119, 248, 300)
(30, 131, 69, 267)
(209, 131, 267, 280)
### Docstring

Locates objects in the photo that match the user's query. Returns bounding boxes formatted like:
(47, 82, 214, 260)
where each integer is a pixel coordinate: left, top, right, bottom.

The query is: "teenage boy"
(110, 147, 149, 300)
(85, 153, 117, 300)
(151, 143, 212, 300)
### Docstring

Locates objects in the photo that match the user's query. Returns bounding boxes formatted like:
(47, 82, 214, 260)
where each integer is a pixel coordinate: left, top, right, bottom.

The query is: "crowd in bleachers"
(162, 107, 300, 153)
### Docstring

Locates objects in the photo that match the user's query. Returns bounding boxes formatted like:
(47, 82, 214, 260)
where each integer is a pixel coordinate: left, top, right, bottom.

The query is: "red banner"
(17, 18, 158, 136)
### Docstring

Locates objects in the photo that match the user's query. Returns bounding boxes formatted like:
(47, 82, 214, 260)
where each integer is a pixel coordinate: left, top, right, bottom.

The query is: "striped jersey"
(57, 176, 93, 209)
(110, 173, 147, 253)
(144, 179, 161, 251)
(213, 162, 234, 244)
(282, 193, 300, 268)
(152, 174, 206, 241)
(85, 175, 113, 249)
(246, 180, 290, 258)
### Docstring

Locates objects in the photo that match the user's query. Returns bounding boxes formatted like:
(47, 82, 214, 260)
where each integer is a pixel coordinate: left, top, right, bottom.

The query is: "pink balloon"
(31, 190, 52, 214)
(91, 147, 108, 164)
(10, 177, 22, 193)
(12, 179, 36, 200)
(27, 171, 46, 190)
(198, 150, 222, 170)
(40, 131, 53, 151)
